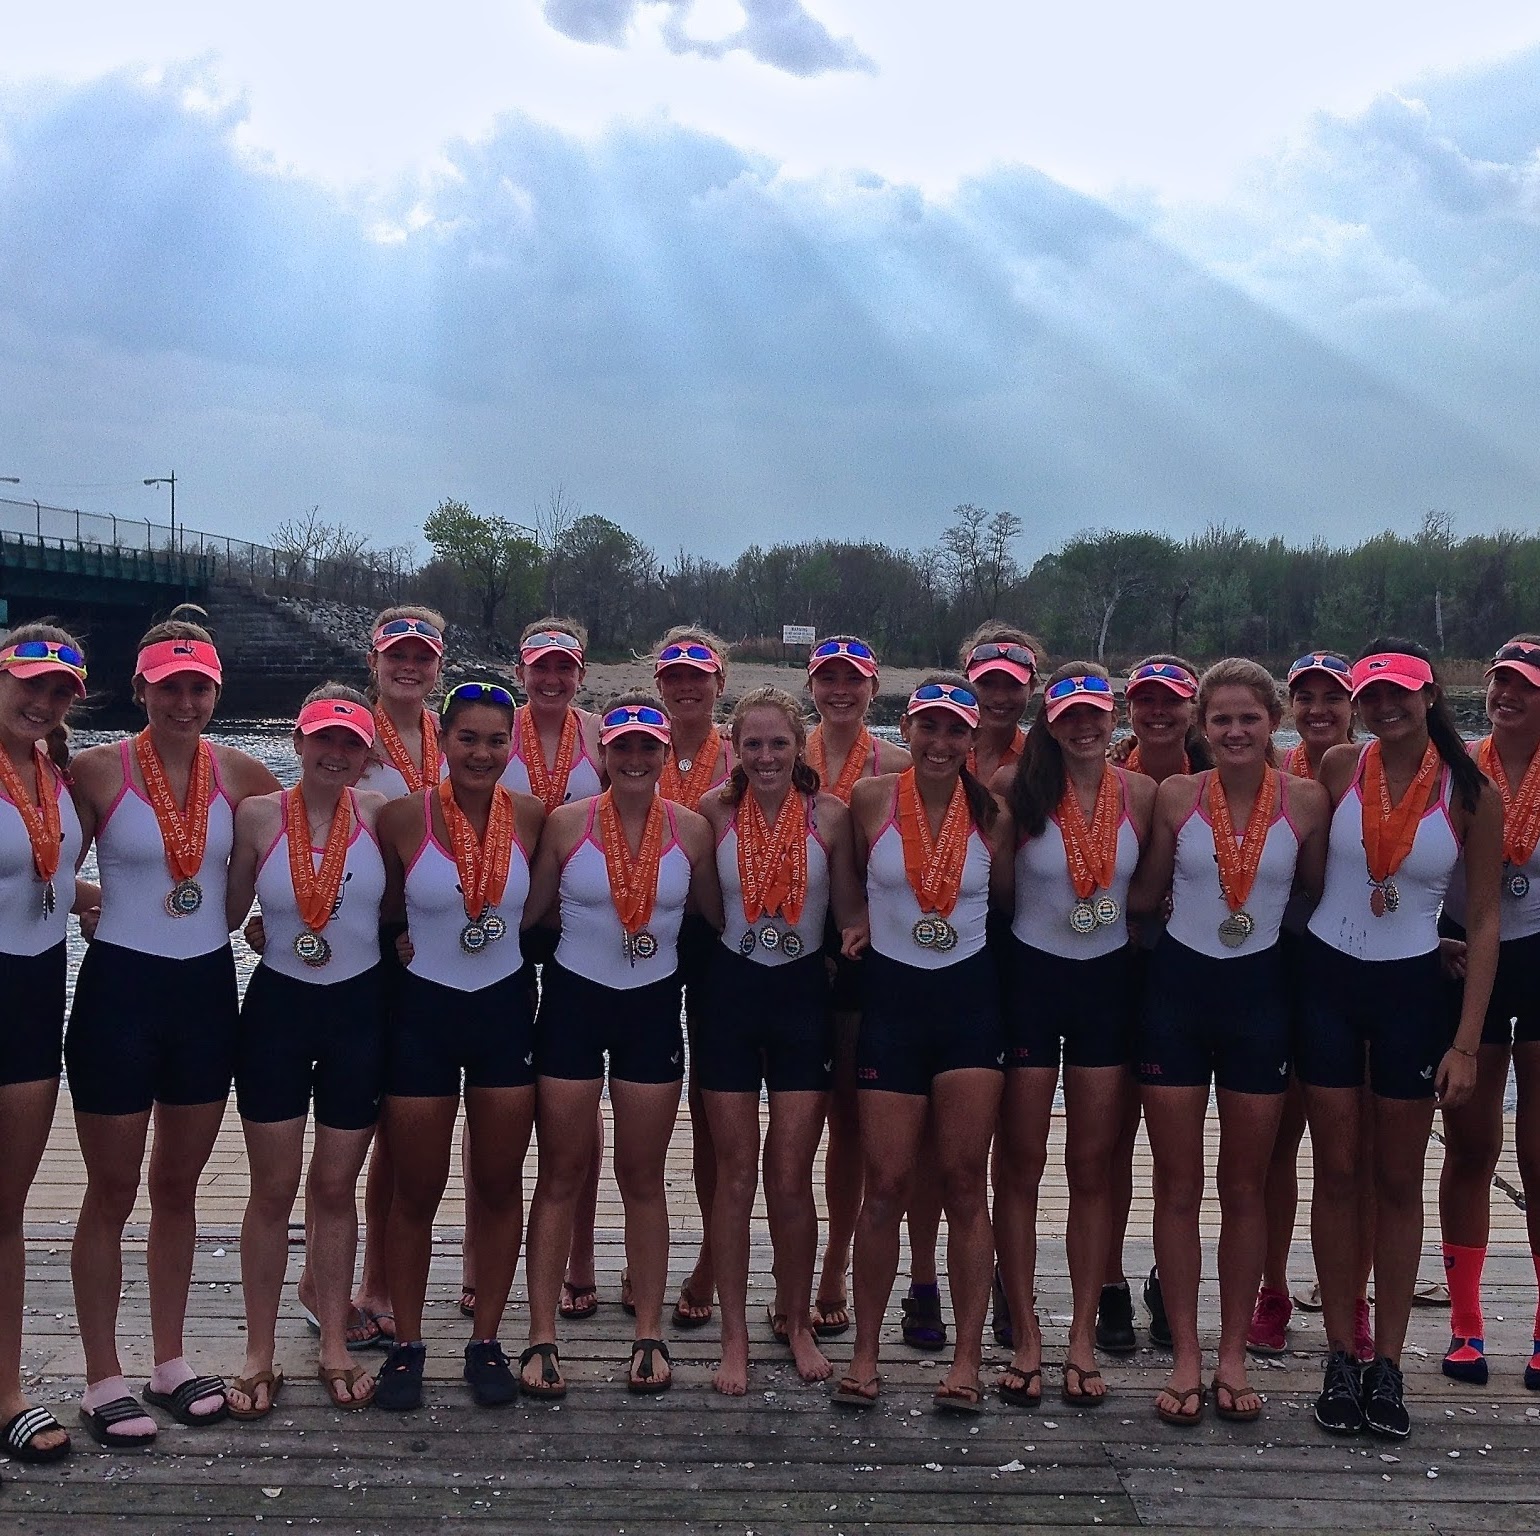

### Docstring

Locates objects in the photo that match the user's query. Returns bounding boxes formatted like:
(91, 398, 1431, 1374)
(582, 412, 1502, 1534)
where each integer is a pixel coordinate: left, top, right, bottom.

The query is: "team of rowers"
(0, 601, 1536, 1470)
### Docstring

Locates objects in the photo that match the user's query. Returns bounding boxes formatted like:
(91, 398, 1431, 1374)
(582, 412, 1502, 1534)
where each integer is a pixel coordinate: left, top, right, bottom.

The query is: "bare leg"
(763, 1091, 831, 1384)
(307, 1124, 375, 1393)
(352, 1112, 394, 1328)
(1103, 1074, 1140, 1285)
(1438, 1042, 1509, 1248)
(463, 1087, 537, 1342)
(815, 1010, 862, 1323)
(993, 1067, 1054, 1384)
(381, 1095, 459, 1346)
(1061, 1065, 1127, 1395)
(561, 1105, 603, 1312)
(0, 1078, 67, 1451)
(679, 1018, 716, 1321)
(703, 1090, 760, 1396)
(1260, 1078, 1307, 1293)
(1304, 1083, 1366, 1354)
(1369, 1094, 1439, 1364)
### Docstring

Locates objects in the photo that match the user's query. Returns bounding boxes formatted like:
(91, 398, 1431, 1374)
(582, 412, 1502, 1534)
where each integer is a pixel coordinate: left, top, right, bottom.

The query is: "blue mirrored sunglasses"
(1044, 674, 1113, 701)
(810, 638, 876, 661)
(603, 705, 669, 729)
(1129, 662, 1194, 684)
(4, 639, 87, 671)
(441, 681, 515, 713)
(910, 683, 978, 708)
(657, 643, 717, 665)
(1287, 652, 1350, 680)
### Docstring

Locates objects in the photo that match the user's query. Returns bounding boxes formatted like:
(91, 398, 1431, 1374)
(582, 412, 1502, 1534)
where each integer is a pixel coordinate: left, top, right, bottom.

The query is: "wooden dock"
(9, 1092, 1539, 1534)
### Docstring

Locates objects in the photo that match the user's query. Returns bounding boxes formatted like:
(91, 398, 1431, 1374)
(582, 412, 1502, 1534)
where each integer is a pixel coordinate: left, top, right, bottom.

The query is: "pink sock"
(1443, 1242, 1485, 1339)
(1532, 1252, 1540, 1344)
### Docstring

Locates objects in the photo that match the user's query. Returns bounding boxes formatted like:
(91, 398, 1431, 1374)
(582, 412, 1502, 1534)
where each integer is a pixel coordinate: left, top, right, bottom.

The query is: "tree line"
(275, 498, 1540, 669)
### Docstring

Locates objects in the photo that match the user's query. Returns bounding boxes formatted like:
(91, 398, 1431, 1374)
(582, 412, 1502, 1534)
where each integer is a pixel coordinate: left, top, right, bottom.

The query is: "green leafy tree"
(422, 499, 543, 631)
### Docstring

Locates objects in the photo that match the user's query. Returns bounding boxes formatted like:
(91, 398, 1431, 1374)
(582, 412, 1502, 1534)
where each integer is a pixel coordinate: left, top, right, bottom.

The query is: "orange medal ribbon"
(1361, 740, 1440, 885)
(134, 729, 212, 883)
(0, 747, 62, 888)
(1477, 736, 1540, 869)
(968, 726, 1026, 778)
(519, 705, 578, 812)
(376, 708, 439, 794)
(285, 788, 353, 934)
(1283, 743, 1315, 780)
(437, 778, 515, 920)
(660, 726, 721, 810)
(1207, 768, 1278, 912)
(1126, 745, 1189, 778)
(808, 724, 871, 804)
(896, 768, 971, 917)
(736, 790, 808, 925)
(598, 790, 665, 934)
(1058, 768, 1120, 900)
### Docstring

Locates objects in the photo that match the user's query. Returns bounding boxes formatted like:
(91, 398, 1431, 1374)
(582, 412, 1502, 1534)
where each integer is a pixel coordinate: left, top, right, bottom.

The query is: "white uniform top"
(403, 790, 530, 991)
(716, 797, 830, 966)
(1309, 748, 1459, 961)
(1444, 739, 1540, 941)
(1012, 782, 1140, 960)
(357, 752, 448, 803)
(1166, 774, 1301, 959)
(555, 799, 693, 990)
(94, 738, 235, 959)
(254, 791, 387, 983)
(865, 794, 991, 970)
(0, 760, 82, 957)
(500, 710, 603, 805)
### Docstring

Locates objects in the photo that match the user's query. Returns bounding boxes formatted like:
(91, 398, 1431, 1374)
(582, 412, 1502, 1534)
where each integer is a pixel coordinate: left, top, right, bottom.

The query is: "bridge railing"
(0, 498, 411, 606)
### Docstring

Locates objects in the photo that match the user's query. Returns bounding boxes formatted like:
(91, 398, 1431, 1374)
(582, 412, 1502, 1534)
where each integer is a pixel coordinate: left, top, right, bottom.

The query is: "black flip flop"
(4, 1406, 72, 1463)
(519, 1342, 567, 1400)
(78, 1395, 157, 1449)
(143, 1375, 229, 1428)
(627, 1338, 673, 1394)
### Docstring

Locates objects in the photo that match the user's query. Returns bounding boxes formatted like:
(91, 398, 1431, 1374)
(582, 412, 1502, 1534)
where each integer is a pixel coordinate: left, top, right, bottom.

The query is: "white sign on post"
(781, 625, 817, 645)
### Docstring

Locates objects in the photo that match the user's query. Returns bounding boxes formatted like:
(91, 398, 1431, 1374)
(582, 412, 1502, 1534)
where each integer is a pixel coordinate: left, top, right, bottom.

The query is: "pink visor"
(372, 617, 445, 656)
(136, 639, 223, 686)
(907, 683, 980, 729)
(297, 698, 375, 745)
(808, 639, 878, 679)
(964, 642, 1036, 688)
(1486, 641, 1540, 691)
(1350, 652, 1435, 698)
(1044, 676, 1117, 723)
(654, 641, 721, 676)
(0, 641, 88, 695)
(599, 704, 671, 746)
(1126, 662, 1197, 700)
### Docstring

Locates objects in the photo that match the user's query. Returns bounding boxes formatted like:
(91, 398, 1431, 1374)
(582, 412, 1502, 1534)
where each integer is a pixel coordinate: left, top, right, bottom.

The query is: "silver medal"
(912, 917, 937, 949)
(1217, 910, 1254, 949)
(294, 929, 332, 968)
(1093, 895, 1121, 927)
(629, 929, 658, 962)
(165, 878, 203, 917)
(1069, 900, 1098, 935)
(758, 924, 782, 952)
(1507, 869, 1531, 900)
(932, 918, 957, 952)
(781, 931, 804, 959)
(481, 913, 507, 943)
(738, 929, 757, 956)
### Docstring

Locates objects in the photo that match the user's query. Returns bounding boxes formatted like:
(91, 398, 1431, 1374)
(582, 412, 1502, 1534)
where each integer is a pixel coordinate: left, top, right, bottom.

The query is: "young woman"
(66, 612, 279, 1445)
(370, 681, 545, 1411)
(341, 605, 450, 1346)
(1128, 659, 1329, 1426)
(493, 618, 604, 1324)
(1437, 636, 1540, 1389)
(224, 688, 388, 1417)
(696, 687, 867, 1395)
(1301, 639, 1500, 1439)
(805, 636, 909, 1340)
(519, 694, 722, 1397)
(1249, 651, 1375, 1361)
(993, 664, 1155, 1407)
(0, 625, 91, 1464)
(835, 675, 1014, 1413)
(960, 624, 1040, 785)
(652, 628, 733, 1329)
(1099, 655, 1212, 1354)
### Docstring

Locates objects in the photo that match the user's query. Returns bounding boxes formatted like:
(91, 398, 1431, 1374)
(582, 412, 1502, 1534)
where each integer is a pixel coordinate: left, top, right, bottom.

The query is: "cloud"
(0, 61, 1537, 563)
(542, 0, 875, 78)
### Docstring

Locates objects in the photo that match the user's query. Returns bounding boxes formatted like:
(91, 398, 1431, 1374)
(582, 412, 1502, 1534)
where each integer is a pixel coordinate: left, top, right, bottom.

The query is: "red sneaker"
(1246, 1286, 1292, 1356)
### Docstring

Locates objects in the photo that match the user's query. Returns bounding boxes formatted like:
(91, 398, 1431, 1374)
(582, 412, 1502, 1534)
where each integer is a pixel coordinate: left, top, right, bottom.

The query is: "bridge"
(0, 498, 405, 718)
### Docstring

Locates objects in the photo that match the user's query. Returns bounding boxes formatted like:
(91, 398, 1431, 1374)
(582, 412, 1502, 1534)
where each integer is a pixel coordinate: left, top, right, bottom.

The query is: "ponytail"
(959, 765, 998, 835)
(1429, 700, 1483, 815)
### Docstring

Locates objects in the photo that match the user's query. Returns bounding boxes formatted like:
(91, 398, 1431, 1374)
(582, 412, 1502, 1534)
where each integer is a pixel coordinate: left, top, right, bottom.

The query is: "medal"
(1093, 895, 1121, 926)
(897, 769, 971, 956)
(519, 705, 578, 812)
(735, 788, 810, 958)
(293, 929, 332, 968)
(1479, 738, 1540, 902)
(135, 729, 212, 915)
(808, 725, 872, 804)
(628, 929, 659, 963)
(165, 878, 204, 917)
(1207, 767, 1278, 949)
(660, 727, 721, 810)
(0, 744, 63, 915)
(1217, 911, 1254, 948)
(738, 929, 757, 956)
(1369, 878, 1400, 918)
(375, 707, 439, 794)
(1361, 740, 1438, 920)
(600, 791, 666, 961)
(758, 923, 782, 951)
(439, 778, 516, 953)
(781, 931, 804, 959)
(1069, 900, 1098, 935)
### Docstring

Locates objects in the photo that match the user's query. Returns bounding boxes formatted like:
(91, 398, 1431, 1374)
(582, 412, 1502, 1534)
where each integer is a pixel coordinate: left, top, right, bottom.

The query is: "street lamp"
(144, 473, 176, 547)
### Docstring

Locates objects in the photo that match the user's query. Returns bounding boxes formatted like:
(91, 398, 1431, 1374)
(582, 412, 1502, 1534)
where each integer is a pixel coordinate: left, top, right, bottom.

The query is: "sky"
(4, 1, 1540, 565)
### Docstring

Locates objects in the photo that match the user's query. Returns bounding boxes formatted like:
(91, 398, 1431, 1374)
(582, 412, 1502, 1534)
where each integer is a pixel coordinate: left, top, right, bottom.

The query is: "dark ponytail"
(1359, 637, 1483, 816)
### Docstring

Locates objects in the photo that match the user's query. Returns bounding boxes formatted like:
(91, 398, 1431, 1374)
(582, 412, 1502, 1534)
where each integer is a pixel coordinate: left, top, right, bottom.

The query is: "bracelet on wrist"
(1452, 1044, 1478, 1059)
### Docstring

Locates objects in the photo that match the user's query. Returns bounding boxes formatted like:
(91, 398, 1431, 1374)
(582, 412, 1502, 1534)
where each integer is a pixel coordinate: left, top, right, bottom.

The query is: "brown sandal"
(1212, 1376, 1262, 1422)
(318, 1364, 374, 1410)
(226, 1370, 284, 1421)
(1062, 1360, 1107, 1406)
(1156, 1383, 1206, 1426)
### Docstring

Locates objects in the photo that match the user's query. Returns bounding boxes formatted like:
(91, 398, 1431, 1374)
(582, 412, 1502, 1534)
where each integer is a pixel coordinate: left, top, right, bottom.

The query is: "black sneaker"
(1361, 1355, 1410, 1439)
(1143, 1267, 1172, 1349)
(464, 1339, 518, 1407)
(1313, 1349, 1364, 1435)
(1095, 1281, 1137, 1354)
(374, 1341, 426, 1411)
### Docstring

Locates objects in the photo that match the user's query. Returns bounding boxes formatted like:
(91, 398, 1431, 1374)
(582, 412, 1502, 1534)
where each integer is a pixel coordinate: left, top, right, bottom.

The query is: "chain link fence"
(0, 497, 412, 606)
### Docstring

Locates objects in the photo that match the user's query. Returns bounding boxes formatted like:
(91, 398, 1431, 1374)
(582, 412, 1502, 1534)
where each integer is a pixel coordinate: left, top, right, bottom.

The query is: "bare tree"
(536, 484, 579, 611)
